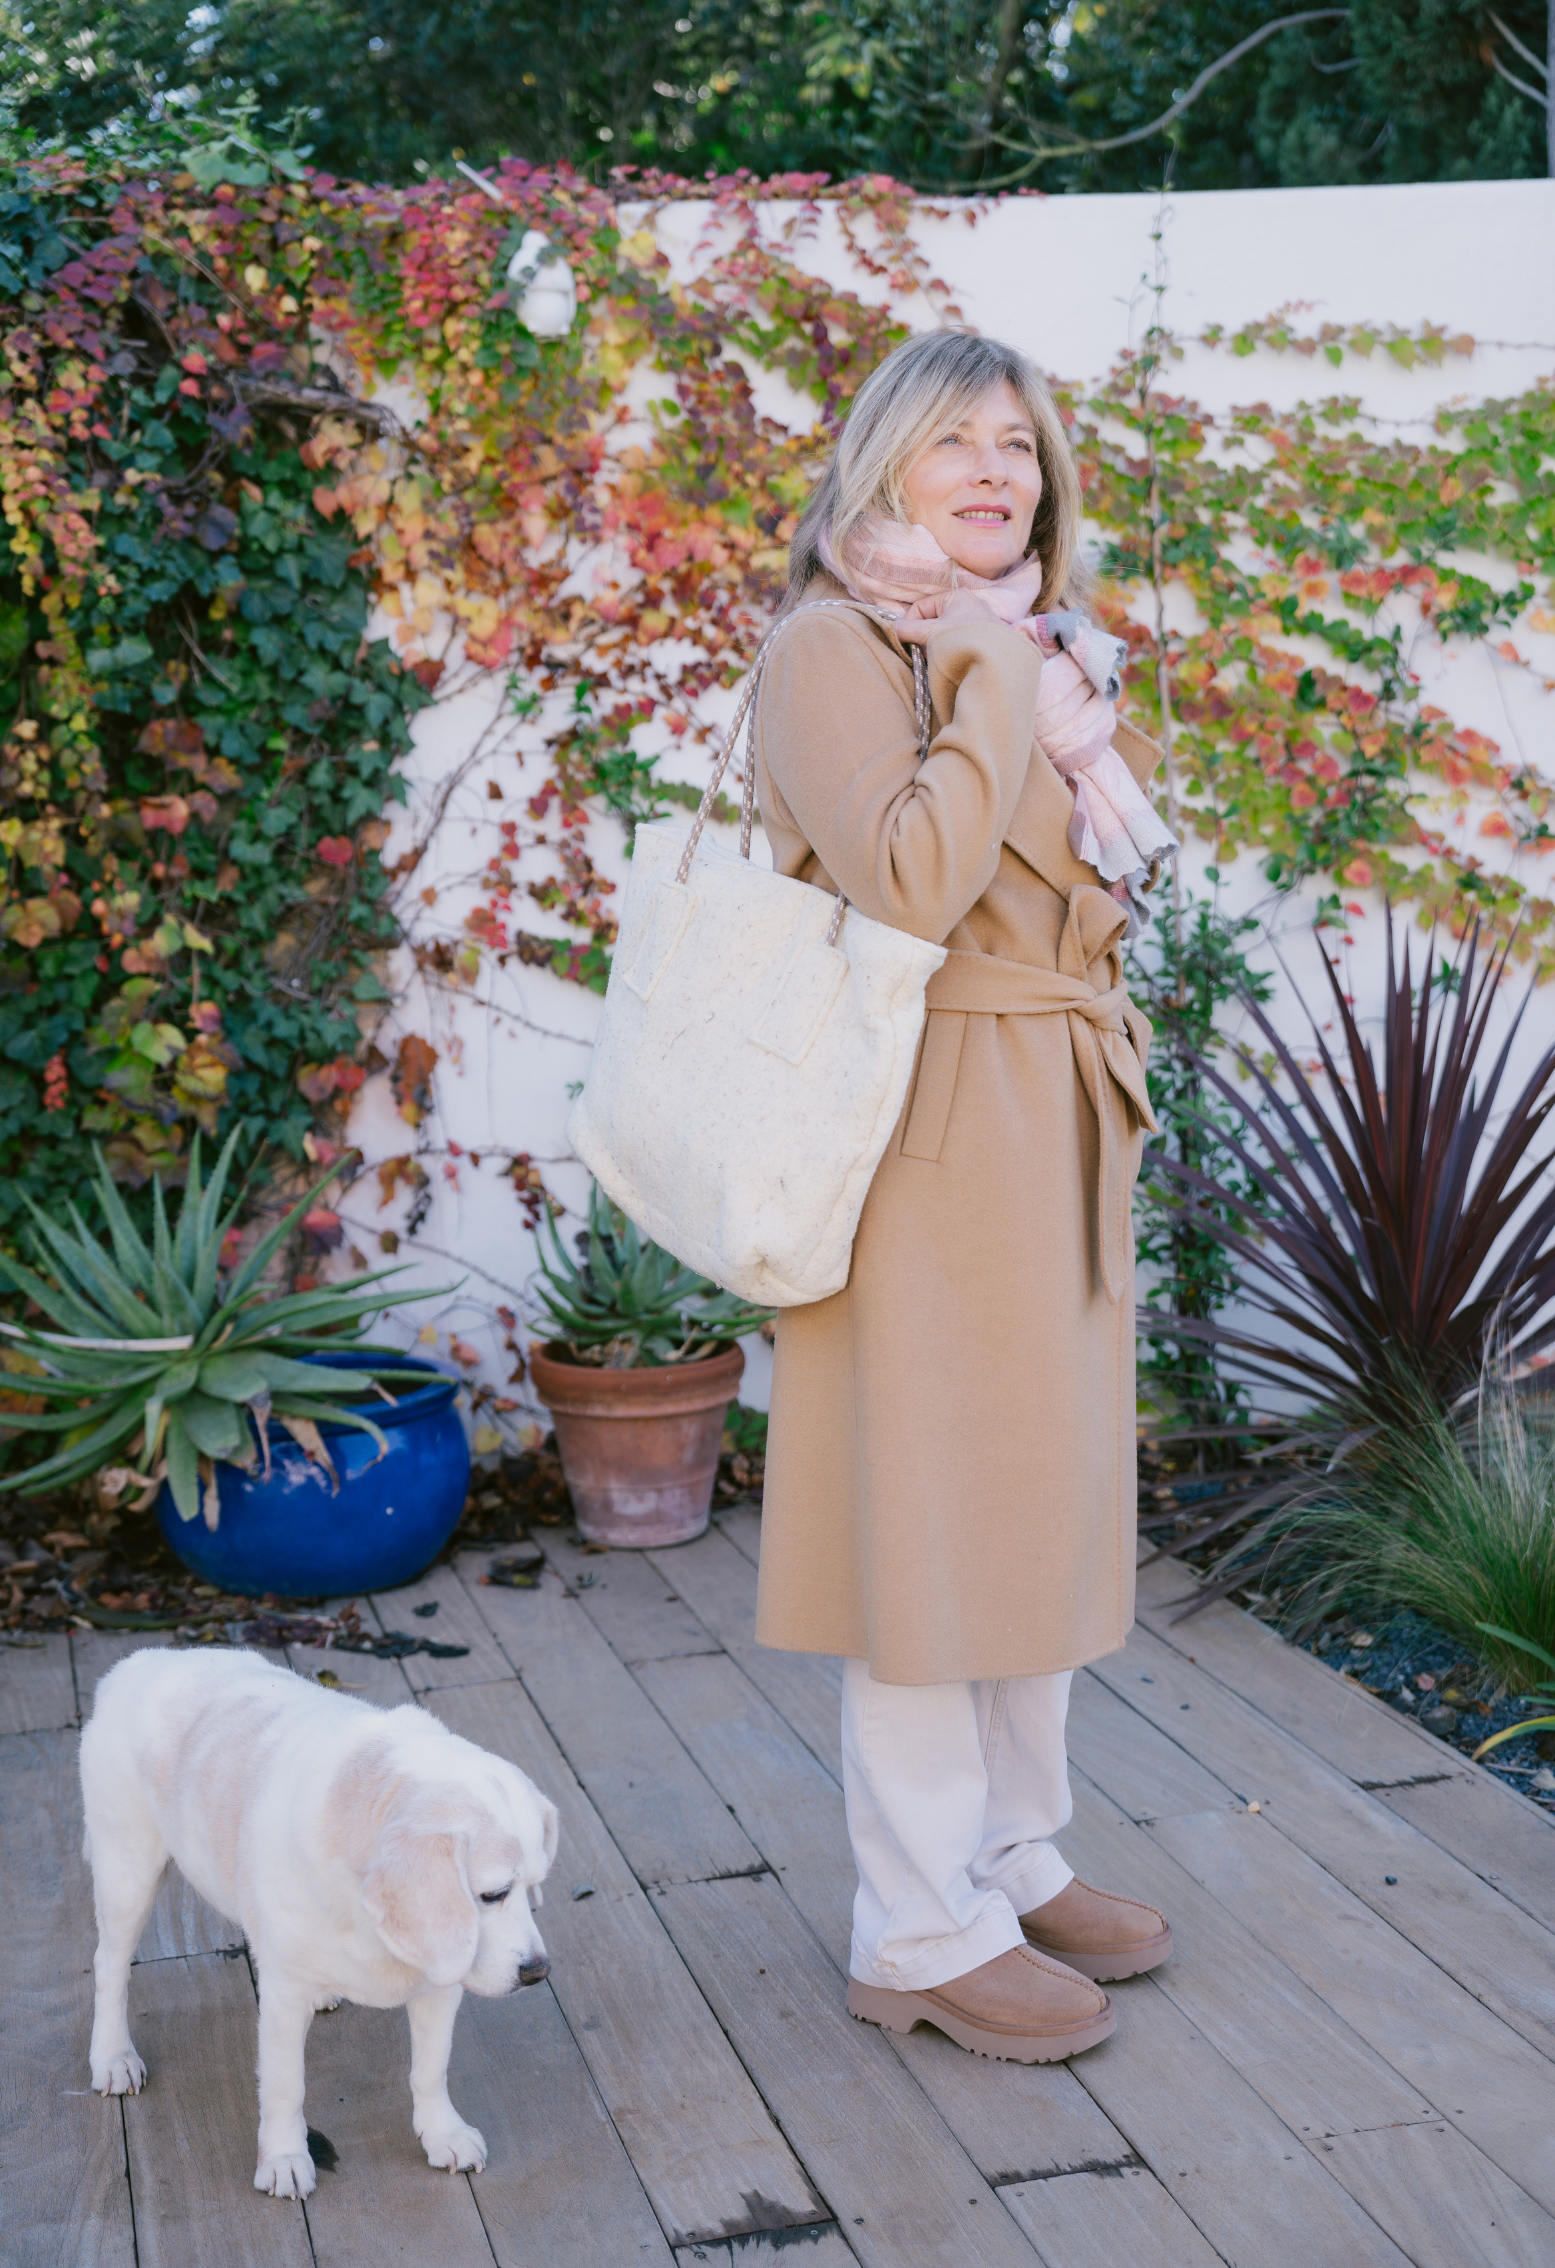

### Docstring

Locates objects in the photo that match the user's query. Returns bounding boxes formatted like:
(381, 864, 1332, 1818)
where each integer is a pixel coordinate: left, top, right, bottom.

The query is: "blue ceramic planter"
(156, 1354, 471, 1599)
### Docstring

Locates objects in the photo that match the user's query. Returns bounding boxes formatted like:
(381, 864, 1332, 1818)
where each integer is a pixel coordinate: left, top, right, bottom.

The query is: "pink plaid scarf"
(818, 514, 1177, 931)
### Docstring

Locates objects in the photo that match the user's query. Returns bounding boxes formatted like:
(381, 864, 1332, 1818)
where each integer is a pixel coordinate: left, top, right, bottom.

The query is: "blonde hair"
(786, 330, 1087, 611)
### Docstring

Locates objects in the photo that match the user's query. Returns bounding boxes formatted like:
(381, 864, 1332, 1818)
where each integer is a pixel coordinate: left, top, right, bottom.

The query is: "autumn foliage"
(1, 145, 1551, 1241)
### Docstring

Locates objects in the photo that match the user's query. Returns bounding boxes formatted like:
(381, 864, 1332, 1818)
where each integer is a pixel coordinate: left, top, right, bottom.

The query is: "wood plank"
(456, 1563, 763, 1888)
(1135, 1564, 1555, 1931)
(1088, 1621, 1555, 2062)
(642, 1524, 844, 1779)
(1319, 2120, 1555, 2268)
(458, 1982, 674, 2266)
(1, 1965, 136, 2268)
(73, 1629, 291, 1714)
(633, 1649, 855, 1953)
(593, 1538, 1144, 2205)
(1062, 1772, 1435, 2139)
(712, 1505, 763, 1566)
(0, 1726, 136, 2268)
(428, 1678, 826, 2245)
(637, 1647, 1137, 2188)
(1064, 1976, 1414, 2268)
(286, 1594, 418, 1710)
(296, 1999, 496, 2268)
(1068, 1664, 1245, 1823)
(72, 1626, 171, 1716)
(1135, 1552, 1482, 1785)
(1149, 1803, 1555, 2217)
(1001, 2164, 1225, 2268)
(653, 1872, 1041, 2268)
(136, 1870, 246, 1965)
(0, 1630, 76, 1733)
(123, 1950, 315, 2268)
(367, 1559, 513, 1693)
(1370, 1775, 1555, 1937)
(675, 2235, 858, 2268)
(542, 1528, 724, 1665)
(284, 1645, 415, 1708)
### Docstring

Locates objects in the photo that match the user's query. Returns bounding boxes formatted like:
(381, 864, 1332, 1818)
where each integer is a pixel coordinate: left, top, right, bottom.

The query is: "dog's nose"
(517, 1954, 549, 1986)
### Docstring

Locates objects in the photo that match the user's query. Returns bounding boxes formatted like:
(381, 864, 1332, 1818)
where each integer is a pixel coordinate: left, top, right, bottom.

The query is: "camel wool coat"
(752, 587, 1162, 1685)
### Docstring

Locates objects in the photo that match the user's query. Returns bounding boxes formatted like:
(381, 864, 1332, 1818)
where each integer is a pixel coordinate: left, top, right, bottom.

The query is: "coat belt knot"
(920, 885, 1156, 1302)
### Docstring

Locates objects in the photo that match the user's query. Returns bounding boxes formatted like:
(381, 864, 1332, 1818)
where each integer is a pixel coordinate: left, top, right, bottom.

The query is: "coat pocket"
(899, 1009, 966, 1162)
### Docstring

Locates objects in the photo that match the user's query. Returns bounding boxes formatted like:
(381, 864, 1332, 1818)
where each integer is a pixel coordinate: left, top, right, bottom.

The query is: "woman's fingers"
(894, 588, 1010, 644)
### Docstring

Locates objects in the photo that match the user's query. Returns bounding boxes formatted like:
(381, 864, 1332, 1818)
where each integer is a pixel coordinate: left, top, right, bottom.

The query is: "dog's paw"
(312, 1995, 342, 2014)
(254, 2150, 316, 2200)
(420, 2119, 488, 2174)
(91, 2050, 147, 2096)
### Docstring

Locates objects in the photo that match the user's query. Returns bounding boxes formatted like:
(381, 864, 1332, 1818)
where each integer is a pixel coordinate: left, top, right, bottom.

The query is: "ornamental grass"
(1231, 1360, 1555, 1693)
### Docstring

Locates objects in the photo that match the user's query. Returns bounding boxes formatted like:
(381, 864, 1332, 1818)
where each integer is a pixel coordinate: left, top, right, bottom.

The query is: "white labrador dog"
(80, 1647, 559, 2198)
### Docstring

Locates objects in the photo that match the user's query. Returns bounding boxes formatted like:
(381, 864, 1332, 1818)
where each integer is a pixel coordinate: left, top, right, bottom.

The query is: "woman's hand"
(893, 586, 1019, 646)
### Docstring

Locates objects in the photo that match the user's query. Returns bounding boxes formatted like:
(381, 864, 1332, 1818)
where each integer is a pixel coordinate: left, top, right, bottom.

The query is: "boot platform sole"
(846, 1978, 1115, 2063)
(1021, 1923, 1173, 1982)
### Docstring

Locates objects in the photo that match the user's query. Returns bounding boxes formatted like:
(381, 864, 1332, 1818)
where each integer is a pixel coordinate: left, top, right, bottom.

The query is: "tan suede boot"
(846, 1944, 1114, 2063)
(1019, 1877, 1172, 1981)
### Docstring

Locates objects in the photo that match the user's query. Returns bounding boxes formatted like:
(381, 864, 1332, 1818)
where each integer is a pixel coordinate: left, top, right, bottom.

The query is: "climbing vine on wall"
(3, 141, 1552, 1245)
(1073, 323, 1555, 945)
(0, 161, 426, 1227)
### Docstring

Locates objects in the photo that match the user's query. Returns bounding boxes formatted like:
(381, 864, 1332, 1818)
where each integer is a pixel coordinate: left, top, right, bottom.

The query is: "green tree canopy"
(2, 2, 1550, 194)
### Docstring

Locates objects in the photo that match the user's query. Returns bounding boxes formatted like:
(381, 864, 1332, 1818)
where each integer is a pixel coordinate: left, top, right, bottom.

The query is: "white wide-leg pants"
(841, 1659, 1075, 1991)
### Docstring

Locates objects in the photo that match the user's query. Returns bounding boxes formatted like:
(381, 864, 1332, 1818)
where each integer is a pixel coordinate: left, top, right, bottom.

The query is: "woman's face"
(900, 380, 1043, 578)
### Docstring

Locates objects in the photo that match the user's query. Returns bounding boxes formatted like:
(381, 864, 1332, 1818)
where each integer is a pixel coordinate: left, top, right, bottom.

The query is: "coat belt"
(909, 914, 1156, 1303)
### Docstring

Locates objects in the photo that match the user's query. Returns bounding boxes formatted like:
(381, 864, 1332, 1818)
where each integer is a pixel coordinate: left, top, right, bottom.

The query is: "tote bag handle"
(674, 603, 932, 944)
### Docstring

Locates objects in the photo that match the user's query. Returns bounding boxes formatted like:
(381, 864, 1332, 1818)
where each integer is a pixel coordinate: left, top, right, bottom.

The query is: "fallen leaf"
(278, 1415, 339, 1490)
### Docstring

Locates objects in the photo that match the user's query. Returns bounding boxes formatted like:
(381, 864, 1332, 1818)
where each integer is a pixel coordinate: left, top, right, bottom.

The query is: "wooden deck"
(5, 1508, 1555, 2268)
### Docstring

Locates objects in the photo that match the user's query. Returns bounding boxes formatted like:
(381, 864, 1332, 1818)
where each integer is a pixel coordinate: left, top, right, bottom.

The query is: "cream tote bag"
(567, 605, 946, 1307)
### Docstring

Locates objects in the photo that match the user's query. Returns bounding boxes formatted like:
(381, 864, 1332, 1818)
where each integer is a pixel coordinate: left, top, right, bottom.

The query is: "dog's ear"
(363, 1826, 479, 1986)
(539, 1796, 560, 1873)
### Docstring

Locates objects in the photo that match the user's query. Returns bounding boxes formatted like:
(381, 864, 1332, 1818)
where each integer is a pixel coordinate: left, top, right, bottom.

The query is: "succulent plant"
(533, 1183, 770, 1367)
(0, 1132, 437, 1526)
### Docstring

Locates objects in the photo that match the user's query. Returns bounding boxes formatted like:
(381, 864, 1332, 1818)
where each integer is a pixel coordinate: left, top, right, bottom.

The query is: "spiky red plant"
(1152, 918, 1555, 1424)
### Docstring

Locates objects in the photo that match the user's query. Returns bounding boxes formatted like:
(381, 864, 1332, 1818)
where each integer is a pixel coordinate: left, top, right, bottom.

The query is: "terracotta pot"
(529, 1341, 744, 1549)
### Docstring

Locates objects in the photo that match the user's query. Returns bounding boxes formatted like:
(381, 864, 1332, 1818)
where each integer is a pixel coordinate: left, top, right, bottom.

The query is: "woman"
(752, 330, 1175, 2064)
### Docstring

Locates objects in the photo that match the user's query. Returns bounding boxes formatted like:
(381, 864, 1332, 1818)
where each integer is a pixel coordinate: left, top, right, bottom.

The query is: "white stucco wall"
(335, 180, 1555, 1443)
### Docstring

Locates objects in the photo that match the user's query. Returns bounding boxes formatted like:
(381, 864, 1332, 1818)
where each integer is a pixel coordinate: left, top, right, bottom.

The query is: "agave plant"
(1150, 918, 1555, 1426)
(534, 1183, 771, 1367)
(0, 1133, 437, 1527)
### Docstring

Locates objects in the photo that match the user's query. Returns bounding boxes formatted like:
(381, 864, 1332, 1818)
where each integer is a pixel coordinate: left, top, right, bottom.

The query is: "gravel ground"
(1291, 1604, 1555, 1811)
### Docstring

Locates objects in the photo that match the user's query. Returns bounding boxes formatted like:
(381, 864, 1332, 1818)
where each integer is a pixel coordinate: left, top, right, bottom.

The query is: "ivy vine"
(0, 163, 424, 1226)
(3, 144, 1551, 1258)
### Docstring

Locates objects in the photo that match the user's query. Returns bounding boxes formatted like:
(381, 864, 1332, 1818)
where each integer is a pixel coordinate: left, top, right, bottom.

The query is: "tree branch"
(980, 9, 1352, 184)
(1489, 11, 1547, 80)
(971, 0, 1030, 155)
(1490, 51, 1549, 107)
(231, 379, 407, 436)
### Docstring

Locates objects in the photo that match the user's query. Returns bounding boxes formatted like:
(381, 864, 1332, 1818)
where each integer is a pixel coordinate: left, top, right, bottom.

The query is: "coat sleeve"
(756, 609, 1041, 944)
